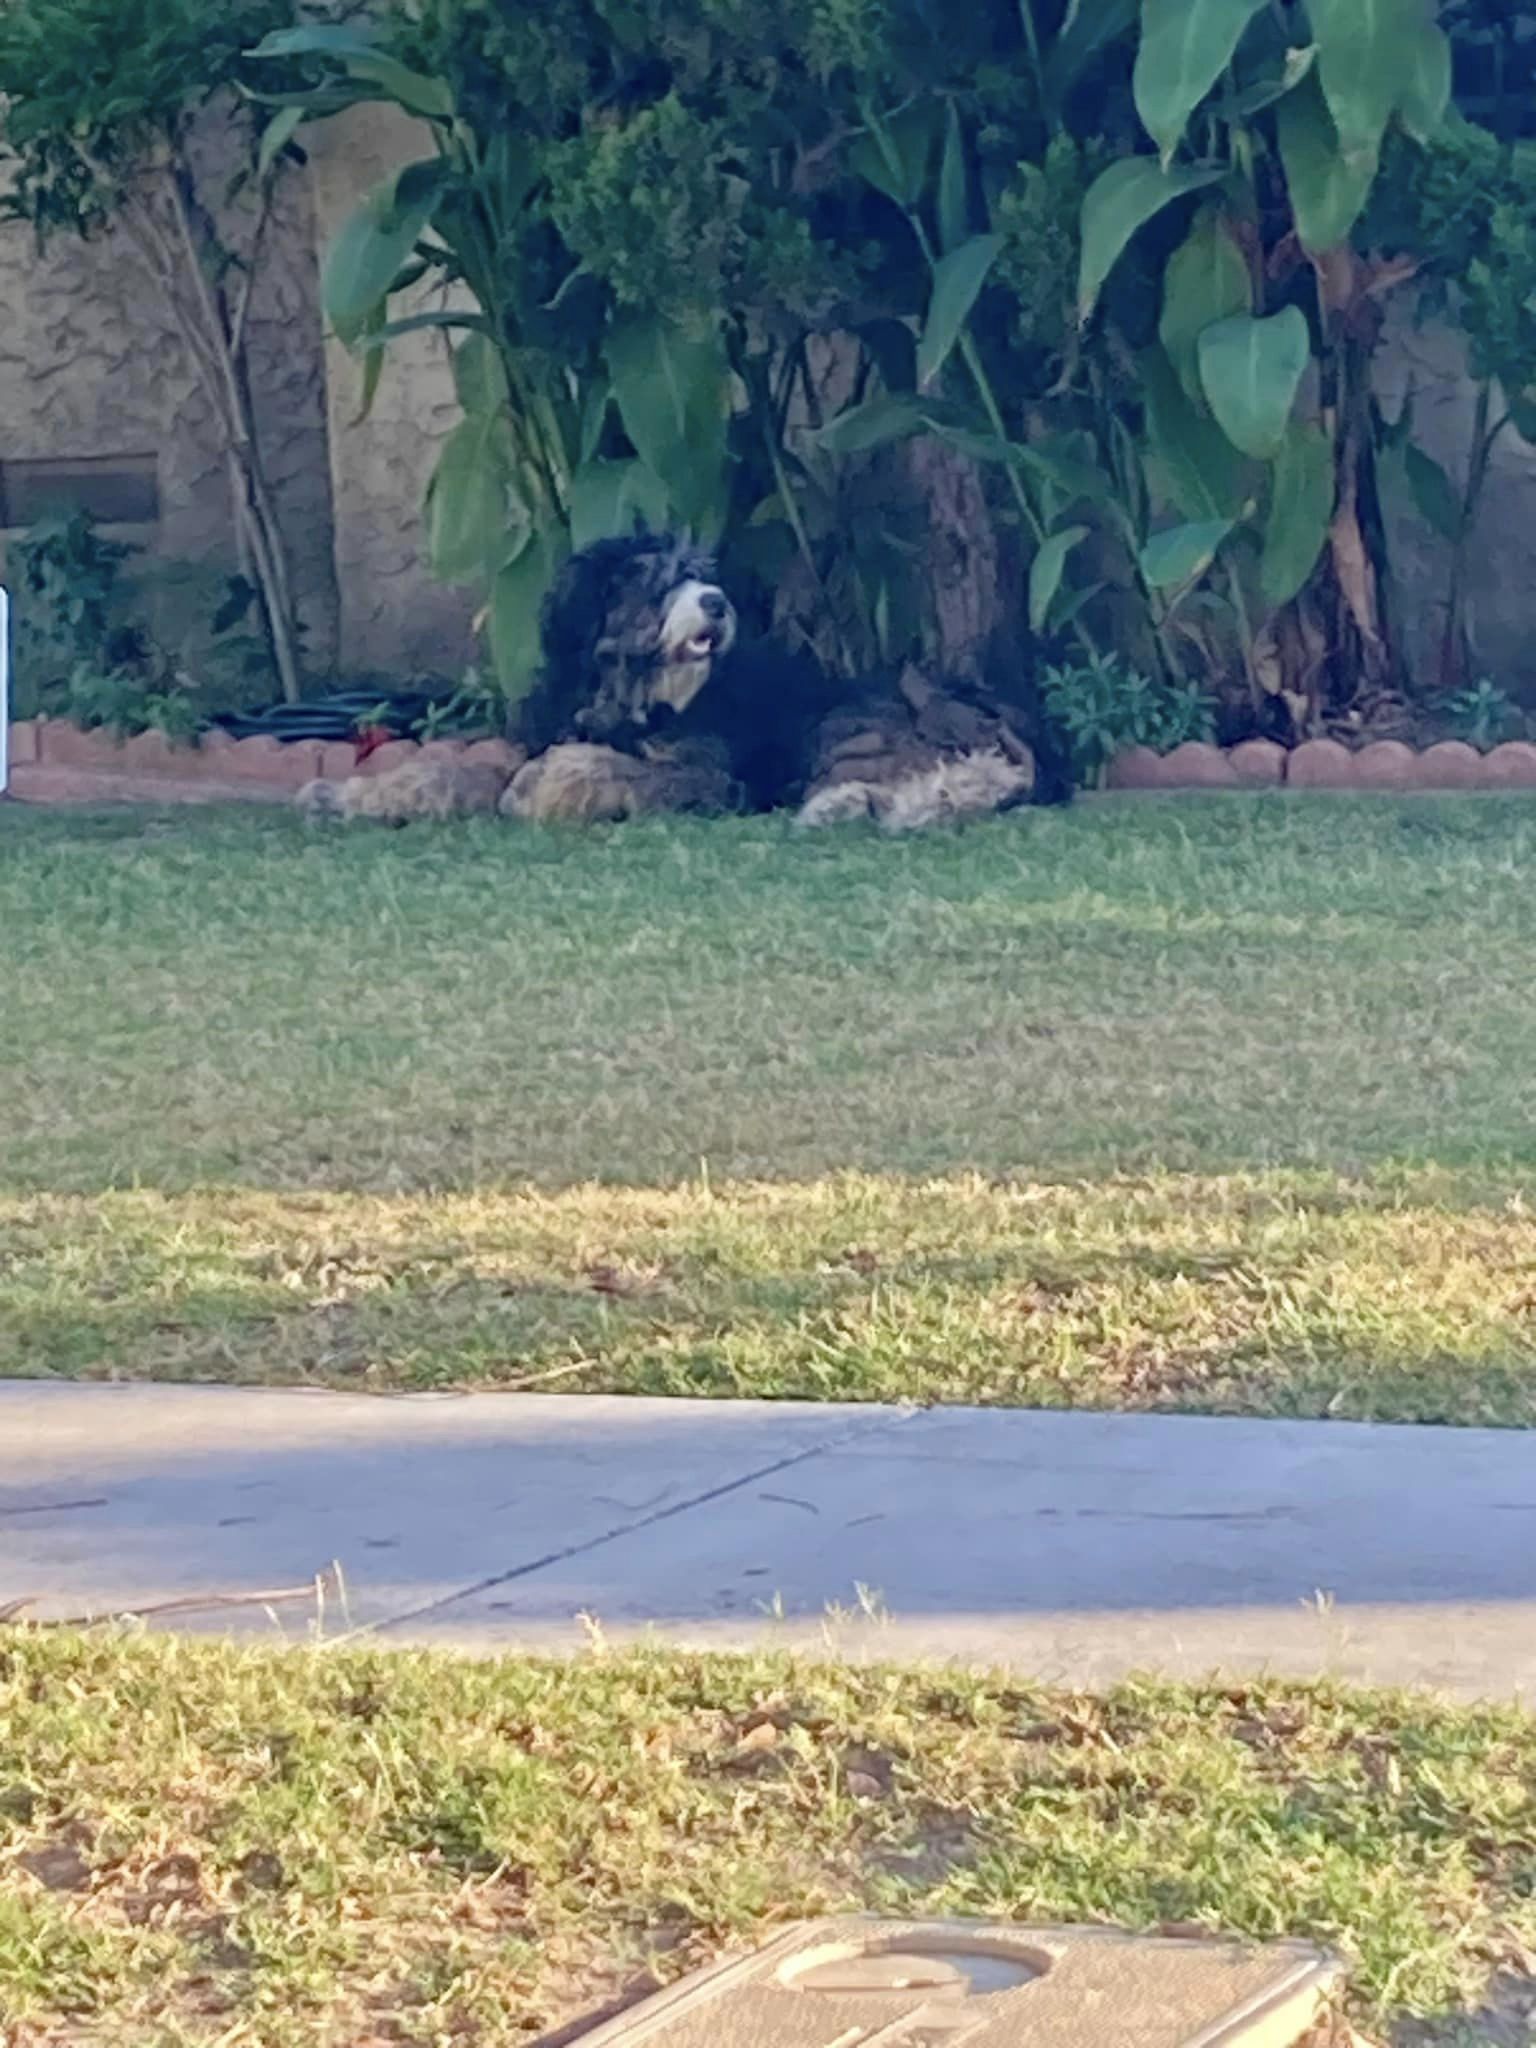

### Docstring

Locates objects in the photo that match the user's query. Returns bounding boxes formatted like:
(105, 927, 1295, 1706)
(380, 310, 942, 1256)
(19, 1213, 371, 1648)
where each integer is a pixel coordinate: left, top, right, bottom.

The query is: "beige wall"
(0, 102, 474, 687)
(306, 104, 475, 679)
(1376, 301, 1536, 698)
(0, 128, 339, 672)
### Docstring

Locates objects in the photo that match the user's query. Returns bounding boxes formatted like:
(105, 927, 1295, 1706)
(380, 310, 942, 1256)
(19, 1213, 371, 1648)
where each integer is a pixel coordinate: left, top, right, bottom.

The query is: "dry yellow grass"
(7, 1170, 1536, 1421)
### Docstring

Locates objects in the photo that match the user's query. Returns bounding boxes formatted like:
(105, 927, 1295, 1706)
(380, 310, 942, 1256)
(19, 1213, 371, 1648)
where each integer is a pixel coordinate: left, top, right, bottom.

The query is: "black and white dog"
(516, 531, 831, 809)
(514, 528, 1073, 813)
(522, 534, 739, 746)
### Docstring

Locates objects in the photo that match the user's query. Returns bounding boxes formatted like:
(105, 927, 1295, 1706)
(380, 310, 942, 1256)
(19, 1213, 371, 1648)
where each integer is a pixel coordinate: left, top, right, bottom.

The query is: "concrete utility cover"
(570, 1917, 1342, 2048)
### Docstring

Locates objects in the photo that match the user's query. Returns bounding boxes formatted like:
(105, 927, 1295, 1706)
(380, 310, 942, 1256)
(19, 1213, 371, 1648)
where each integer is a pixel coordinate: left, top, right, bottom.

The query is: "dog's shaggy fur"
(795, 748, 1036, 832)
(297, 757, 511, 826)
(514, 531, 1077, 817)
(515, 532, 835, 811)
(519, 534, 739, 750)
(501, 739, 735, 824)
(295, 533, 1072, 829)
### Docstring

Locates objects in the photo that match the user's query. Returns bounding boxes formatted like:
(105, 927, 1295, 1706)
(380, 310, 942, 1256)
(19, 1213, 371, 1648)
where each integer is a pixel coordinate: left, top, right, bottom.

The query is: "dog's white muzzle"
(653, 581, 738, 715)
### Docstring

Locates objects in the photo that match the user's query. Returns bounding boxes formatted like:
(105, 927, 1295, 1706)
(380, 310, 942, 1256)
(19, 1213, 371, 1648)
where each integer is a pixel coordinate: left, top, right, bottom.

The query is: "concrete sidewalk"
(3, 1381, 1534, 1699)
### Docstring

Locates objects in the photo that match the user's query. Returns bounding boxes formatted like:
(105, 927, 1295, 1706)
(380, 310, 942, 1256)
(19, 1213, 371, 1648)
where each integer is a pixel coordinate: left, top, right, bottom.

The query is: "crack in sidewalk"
(346, 1404, 920, 1647)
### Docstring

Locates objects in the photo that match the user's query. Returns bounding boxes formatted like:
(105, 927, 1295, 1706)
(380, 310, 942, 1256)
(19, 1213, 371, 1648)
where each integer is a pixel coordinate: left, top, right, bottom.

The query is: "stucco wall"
(0, 124, 339, 672)
(306, 104, 475, 679)
(1375, 300, 1536, 699)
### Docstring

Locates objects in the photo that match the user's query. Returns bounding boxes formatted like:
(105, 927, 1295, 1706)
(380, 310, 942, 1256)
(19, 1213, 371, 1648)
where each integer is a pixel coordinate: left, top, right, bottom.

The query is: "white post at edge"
(0, 587, 9, 797)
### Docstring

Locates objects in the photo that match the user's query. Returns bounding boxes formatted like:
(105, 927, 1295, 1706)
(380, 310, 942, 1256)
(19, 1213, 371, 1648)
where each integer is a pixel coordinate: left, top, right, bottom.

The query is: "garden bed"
(12, 720, 1536, 808)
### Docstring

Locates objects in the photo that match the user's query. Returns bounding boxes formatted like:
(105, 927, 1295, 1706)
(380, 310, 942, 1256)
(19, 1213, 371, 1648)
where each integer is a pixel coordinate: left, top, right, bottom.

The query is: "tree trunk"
(1298, 249, 1407, 734)
(907, 433, 1005, 680)
(120, 159, 307, 704)
(167, 164, 305, 704)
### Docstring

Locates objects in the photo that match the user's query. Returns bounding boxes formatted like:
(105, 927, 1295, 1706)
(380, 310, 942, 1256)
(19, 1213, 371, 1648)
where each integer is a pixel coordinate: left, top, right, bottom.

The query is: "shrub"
(1441, 678, 1525, 751)
(1041, 654, 1213, 790)
(10, 513, 289, 735)
(243, 0, 1534, 743)
(253, 0, 1131, 705)
(10, 515, 147, 718)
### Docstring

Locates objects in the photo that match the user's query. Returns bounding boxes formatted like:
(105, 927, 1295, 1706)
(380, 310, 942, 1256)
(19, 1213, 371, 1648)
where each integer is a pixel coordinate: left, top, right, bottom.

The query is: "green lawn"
(5, 1633, 1536, 2046)
(8, 799, 1536, 1193)
(5, 797, 1536, 1421)
(3, 790, 1536, 1417)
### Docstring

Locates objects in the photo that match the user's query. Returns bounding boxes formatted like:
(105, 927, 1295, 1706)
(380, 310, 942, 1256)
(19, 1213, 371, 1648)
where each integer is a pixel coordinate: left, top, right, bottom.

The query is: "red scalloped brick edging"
(1106, 738, 1536, 793)
(3, 723, 522, 807)
(9, 721, 1536, 806)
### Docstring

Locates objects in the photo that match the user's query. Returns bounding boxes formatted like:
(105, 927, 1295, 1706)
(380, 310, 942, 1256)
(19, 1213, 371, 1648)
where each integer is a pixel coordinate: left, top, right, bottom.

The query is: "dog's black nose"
(700, 589, 729, 622)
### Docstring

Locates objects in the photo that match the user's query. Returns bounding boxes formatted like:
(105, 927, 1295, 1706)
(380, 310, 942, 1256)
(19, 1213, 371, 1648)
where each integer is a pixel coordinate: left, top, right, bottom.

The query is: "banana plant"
(248, 24, 732, 701)
(1076, 0, 1453, 727)
(796, 91, 1119, 668)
